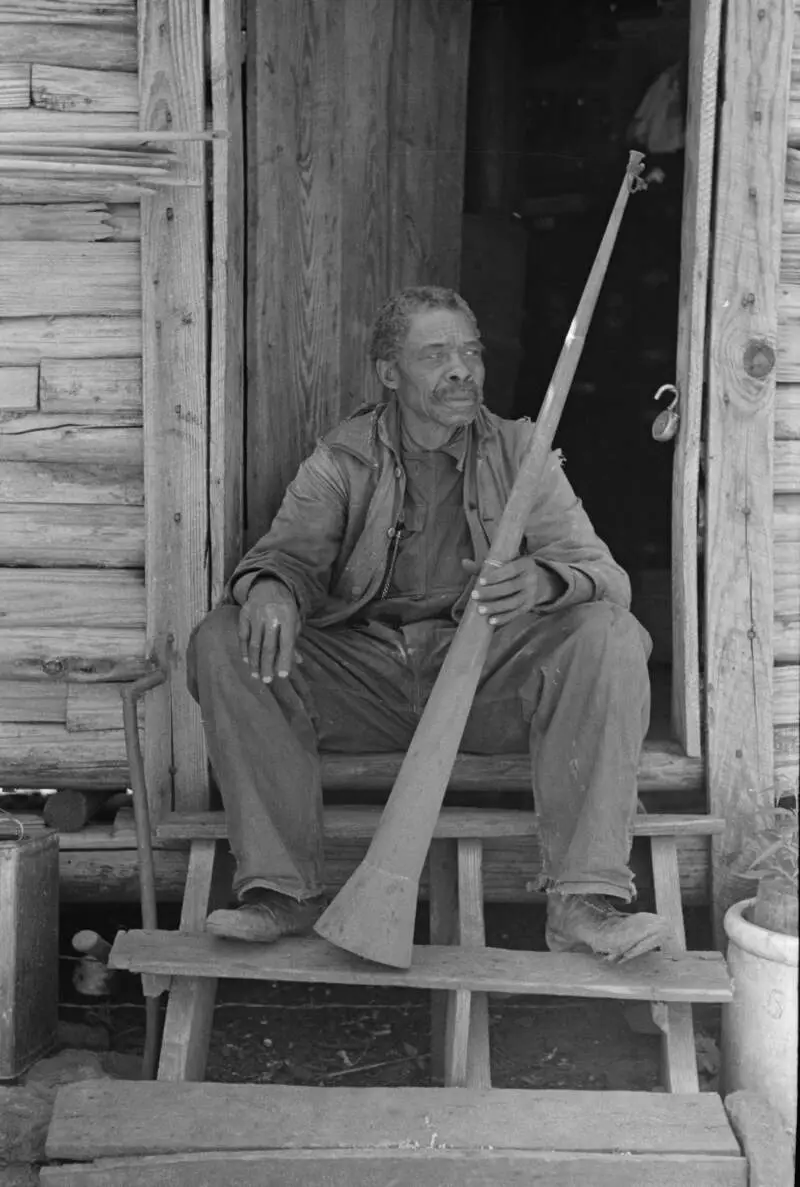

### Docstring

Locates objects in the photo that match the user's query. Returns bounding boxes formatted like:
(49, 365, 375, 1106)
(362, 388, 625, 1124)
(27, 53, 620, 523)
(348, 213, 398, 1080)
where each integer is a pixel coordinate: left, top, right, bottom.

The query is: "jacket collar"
(327, 398, 496, 468)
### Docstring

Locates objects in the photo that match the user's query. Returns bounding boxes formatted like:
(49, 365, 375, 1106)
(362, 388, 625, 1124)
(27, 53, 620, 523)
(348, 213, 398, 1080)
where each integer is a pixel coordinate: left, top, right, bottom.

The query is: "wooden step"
(157, 807, 724, 842)
(109, 930, 732, 1002)
(47, 1081, 742, 1162)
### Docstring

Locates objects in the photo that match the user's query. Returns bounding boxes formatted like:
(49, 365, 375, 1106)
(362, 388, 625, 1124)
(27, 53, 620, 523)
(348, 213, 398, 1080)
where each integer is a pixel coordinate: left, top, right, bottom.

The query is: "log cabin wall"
(775, 3, 800, 800)
(0, 3, 144, 792)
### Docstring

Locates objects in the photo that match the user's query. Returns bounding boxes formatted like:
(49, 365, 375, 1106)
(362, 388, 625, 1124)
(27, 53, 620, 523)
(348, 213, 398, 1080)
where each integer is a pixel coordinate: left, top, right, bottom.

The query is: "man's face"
(379, 307, 485, 430)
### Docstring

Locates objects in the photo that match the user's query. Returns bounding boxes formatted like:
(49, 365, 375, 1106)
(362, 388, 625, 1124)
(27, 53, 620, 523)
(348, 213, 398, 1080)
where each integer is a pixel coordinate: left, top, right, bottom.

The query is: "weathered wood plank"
(0, 316, 141, 365)
(0, 178, 143, 204)
(46, 1081, 740, 1161)
(0, 23, 136, 71)
(775, 382, 800, 436)
(0, 203, 133, 241)
(157, 807, 725, 844)
(773, 664, 799, 725)
(0, 724, 128, 787)
(0, 414, 141, 464)
(455, 838, 491, 1089)
(40, 358, 141, 413)
(0, 461, 142, 505)
(65, 682, 141, 733)
(208, 0, 244, 602)
(774, 723, 799, 794)
(650, 836, 699, 1092)
(774, 438, 800, 490)
(0, 569, 144, 628)
(0, 679, 65, 724)
(245, 0, 344, 545)
(706, 0, 790, 936)
(0, 504, 143, 567)
(0, 243, 139, 317)
(0, 365, 37, 410)
(774, 529, 799, 660)
(774, 491, 800, 541)
(0, 62, 29, 109)
(38, 1149, 748, 1187)
(0, 625, 146, 684)
(671, 0, 721, 755)
(140, 0, 209, 818)
(31, 65, 137, 114)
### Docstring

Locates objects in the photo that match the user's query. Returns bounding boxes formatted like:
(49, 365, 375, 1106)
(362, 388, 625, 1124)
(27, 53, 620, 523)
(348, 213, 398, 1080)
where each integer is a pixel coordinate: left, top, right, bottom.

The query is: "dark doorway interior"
(460, 0, 691, 737)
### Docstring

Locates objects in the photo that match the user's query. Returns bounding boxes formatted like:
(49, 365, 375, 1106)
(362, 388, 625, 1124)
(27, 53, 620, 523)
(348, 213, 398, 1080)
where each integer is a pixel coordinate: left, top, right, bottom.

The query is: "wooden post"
(672, 0, 722, 756)
(706, 0, 792, 939)
(139, 0, 209, 816)
(209, 0, 245, 603)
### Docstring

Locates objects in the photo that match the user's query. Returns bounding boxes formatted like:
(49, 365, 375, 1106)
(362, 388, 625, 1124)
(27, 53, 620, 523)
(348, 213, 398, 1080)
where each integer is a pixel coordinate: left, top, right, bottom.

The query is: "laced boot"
(206, 889, 327, 943)
(546, 892, 674, 963)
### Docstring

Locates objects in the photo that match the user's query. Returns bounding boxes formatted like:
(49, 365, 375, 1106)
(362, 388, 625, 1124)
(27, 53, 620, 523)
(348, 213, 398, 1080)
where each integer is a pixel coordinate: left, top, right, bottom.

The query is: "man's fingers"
(237, 609, 252, 663)
(247, 619, 264, 675)
(259, 620, 279, 683)
(473, 575, 527, 602)
(476, 592, 527, 621)
(478, 557, 527, 585)
(275, 620, 298, 679)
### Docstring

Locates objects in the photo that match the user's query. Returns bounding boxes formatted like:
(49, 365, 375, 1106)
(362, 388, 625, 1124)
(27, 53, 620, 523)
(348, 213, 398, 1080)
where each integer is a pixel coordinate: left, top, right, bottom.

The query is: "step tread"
(47, 1081, 741, 1162)
(110, 930, 732, 1002)
(157, 807, 724, 842)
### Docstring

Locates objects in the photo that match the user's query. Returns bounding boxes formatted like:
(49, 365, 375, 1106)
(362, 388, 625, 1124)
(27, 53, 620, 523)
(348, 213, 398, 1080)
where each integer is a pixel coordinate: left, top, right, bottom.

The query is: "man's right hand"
(238, 579, 300, 683)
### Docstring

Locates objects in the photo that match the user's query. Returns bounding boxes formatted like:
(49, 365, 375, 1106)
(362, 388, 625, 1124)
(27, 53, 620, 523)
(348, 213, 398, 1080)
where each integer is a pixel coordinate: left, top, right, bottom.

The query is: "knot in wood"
(743, 339, 775, 379)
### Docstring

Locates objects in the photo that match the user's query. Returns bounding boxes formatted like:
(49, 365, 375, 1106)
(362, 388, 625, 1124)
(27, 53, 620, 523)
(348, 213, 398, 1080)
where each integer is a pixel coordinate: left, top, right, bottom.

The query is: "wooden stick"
(0, 131, 221, 144)
(0, 159, 169, 177)
(315, 152, 647, 969)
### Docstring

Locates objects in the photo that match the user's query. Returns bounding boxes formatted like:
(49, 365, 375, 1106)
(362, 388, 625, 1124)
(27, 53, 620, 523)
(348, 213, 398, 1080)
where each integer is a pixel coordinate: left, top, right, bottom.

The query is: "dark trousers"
(187, 602, 652, 903)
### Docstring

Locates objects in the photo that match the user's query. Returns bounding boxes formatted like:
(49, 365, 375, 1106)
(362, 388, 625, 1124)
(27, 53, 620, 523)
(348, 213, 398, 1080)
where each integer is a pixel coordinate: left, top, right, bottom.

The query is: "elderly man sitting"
(188, 285, 670, 962)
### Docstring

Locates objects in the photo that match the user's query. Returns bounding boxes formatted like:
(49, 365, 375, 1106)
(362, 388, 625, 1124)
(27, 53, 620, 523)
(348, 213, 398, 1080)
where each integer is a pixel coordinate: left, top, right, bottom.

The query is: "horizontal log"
(774, 723, 799, 795)
(775, 439, 800, 491)
(0, 460, 143, 504)
(66, 681, 141, 732)
(0, 723, 128, 786)
(0, 364, 37, 409)
(43, 787, 119, 830)
(0, 1, 135, 21)
(776, 382, 800, 438)
(40, 357, 141, 412)
(314, 741, 703, 794)
(0, 414, 142, 463)
(774, 617, 799, 663)
(53, 834, 714, 905)
(31, 65, 137, 114)
(0, 109, 137, 133)
(0, 61, 29, 108)
(0, 202, 137, 241)
(0, 568, 144, 628)
(0, 315, 140, 364)
(773, 664, 800, 725)
(0, 242, 140, 316)
(0, 503, 143, 566)
(0, 677, 65, 723)
(0, 23, 136, 71)
(0, 177, 143, 203)
(774, 492, 800, 542)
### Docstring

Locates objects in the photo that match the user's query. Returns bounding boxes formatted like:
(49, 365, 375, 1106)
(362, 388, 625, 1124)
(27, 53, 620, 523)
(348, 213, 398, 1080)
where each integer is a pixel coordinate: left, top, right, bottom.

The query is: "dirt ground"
(58, 902, 721, 1092)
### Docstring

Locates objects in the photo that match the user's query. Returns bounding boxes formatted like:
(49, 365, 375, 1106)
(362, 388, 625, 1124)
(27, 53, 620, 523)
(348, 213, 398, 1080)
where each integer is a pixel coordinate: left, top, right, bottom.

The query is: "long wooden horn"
(315, 151, 647, 968)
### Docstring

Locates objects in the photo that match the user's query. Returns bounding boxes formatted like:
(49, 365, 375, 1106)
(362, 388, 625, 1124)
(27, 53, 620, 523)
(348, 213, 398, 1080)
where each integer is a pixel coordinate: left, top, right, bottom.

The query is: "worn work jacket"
(227, 400, 631, 627)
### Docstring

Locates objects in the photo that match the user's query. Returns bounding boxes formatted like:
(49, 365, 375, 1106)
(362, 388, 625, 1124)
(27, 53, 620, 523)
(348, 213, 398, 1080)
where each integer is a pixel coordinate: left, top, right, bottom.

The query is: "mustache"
(434, 380, 481, 399)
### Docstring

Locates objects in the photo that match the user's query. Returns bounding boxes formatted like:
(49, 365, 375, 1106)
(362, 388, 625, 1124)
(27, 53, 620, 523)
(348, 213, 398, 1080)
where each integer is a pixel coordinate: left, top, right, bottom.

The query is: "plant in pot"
(721, 800, 798, 1142)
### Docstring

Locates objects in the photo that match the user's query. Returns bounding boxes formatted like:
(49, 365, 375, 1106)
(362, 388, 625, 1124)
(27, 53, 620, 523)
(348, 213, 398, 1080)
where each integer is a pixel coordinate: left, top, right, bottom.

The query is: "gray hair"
(368, 286, 478, 363)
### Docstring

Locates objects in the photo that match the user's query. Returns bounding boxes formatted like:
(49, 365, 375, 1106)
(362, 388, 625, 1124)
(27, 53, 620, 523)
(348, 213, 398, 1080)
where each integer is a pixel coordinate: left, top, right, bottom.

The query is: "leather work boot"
(206, 890, 327, 943)
(545, 892, 674, 963)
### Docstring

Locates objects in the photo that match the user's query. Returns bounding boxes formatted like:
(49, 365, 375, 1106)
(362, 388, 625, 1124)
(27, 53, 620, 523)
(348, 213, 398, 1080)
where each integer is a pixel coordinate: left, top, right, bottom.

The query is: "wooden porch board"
(39, 1149, 747, 1187)
(47, 1082, 741, 1160)
(109, 930, 732, 1003)
(157, 807, 725, 843)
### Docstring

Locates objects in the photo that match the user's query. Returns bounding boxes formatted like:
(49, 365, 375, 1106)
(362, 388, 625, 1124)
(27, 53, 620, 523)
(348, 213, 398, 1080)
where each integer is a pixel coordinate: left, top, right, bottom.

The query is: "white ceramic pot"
(722, 897, 798, 1139)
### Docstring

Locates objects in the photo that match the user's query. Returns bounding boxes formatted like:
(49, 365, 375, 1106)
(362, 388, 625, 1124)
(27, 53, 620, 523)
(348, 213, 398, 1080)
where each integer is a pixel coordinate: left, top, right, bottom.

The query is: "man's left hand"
(462, 557, 563, 626)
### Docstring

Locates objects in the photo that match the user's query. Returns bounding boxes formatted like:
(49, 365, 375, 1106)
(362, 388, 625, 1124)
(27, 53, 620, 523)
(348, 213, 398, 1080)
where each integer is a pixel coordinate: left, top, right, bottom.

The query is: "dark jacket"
(228, 400, 631, 626)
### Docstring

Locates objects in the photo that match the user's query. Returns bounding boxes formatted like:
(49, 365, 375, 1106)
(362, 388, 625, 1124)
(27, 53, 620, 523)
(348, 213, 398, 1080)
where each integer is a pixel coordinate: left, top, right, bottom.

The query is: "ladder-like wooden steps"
(156, 807, 725, 842)
(109, 930, 732, 1002)
(43, 1082, 747, 1187)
